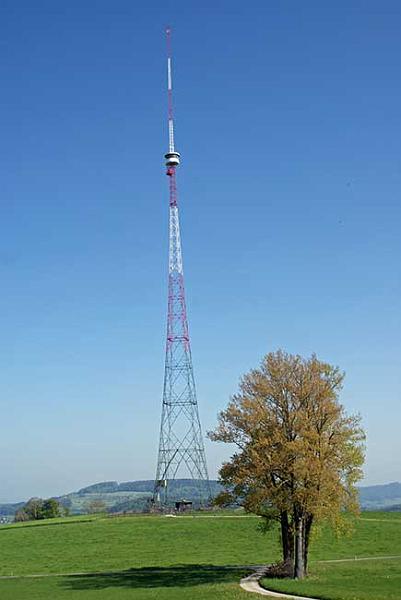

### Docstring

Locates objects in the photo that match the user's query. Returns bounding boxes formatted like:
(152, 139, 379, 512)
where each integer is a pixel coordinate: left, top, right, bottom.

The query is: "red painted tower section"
(153, 29, 210, 506)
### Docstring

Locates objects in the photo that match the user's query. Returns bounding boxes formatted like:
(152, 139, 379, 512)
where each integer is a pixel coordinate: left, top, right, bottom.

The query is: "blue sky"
(0, 0, 400, 502)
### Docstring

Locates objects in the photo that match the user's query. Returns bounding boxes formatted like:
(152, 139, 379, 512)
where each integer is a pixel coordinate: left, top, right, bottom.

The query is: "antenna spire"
(164, 27, 181, 173)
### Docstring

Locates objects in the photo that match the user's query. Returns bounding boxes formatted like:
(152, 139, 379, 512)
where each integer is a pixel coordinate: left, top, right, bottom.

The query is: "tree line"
(15, 497, 67, 522)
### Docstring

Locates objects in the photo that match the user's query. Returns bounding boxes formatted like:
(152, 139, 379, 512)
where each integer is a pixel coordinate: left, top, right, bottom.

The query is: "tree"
(14, 509, 29, 522)
(42, 498, 63, 519)
(209, 350, 365, 579)
(15, 497, 64, 522)
(24, 498, 45, 520)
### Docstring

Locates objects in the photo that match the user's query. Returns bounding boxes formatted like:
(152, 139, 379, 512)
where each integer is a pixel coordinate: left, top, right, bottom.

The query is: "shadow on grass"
(62, 565, 250, 591)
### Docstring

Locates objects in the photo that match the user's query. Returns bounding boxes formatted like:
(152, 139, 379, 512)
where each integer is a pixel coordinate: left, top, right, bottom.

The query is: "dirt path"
(1, 555, 400, 581)
(318, 554, 401, 563)
(360, 517, 401, 523)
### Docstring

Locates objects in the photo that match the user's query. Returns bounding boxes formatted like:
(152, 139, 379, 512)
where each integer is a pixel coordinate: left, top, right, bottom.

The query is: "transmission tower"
(153, 28, 210, 507)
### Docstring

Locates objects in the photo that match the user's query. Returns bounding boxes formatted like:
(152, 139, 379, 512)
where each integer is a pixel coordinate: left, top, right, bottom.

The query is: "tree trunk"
(280, 510, 294, 574)
(294, 515, 305, 579)
(303, 515, 313, 575)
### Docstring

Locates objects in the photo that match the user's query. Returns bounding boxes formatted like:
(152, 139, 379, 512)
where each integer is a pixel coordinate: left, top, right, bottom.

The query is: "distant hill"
(0, 501, 24, 517)
(2, 480, 400, 518)
(358, 482, 401, 511)
(0, 479, 222, 517)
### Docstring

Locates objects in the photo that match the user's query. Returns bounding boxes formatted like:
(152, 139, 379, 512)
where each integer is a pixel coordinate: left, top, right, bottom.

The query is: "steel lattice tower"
(153, 28, 210, 507)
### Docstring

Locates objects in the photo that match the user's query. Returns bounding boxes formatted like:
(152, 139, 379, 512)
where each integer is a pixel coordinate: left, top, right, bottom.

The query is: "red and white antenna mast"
(153, 28, 210, 506)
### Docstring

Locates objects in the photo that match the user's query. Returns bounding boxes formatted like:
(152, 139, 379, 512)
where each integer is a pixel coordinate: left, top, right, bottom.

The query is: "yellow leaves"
(209, 349, 366, 526)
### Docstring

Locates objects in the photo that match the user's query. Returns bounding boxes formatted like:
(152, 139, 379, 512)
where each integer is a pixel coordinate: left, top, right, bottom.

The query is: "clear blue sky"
(0, 1, 400, 503)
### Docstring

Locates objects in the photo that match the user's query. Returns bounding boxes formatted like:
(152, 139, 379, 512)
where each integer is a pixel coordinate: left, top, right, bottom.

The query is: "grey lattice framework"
(153, 28, 210, 506)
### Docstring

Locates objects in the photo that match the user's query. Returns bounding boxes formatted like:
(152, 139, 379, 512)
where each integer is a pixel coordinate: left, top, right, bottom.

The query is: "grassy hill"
(0, 511, 400, 599)
(0, 480, 222, 517)
(2, 480, 400, 518)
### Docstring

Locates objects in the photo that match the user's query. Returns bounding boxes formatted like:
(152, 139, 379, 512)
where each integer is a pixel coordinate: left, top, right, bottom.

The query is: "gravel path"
(240, 576, 320, 599)
(240, 567, 321, 599)
(240, 554, 401, 599)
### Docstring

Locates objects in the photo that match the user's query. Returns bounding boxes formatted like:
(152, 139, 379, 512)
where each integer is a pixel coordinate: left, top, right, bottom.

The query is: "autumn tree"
(14, 508, 29, 522)
(209, 350, 365, 579)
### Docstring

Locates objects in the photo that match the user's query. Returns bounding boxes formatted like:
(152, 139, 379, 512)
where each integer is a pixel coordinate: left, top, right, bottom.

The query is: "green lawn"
(261, 513, 401, 600)
(0, 512, 400, 599)
(262, 558, 401, 600)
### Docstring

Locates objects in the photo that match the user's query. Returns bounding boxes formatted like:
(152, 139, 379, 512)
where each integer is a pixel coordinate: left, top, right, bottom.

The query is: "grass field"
(0, 512, 400, 599)
(262, 558, 401, 600)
